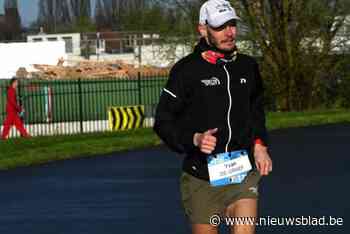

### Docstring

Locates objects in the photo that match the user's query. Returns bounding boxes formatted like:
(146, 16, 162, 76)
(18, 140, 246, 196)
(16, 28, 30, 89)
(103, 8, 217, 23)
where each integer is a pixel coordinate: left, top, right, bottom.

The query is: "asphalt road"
(0, 124, 349, 234)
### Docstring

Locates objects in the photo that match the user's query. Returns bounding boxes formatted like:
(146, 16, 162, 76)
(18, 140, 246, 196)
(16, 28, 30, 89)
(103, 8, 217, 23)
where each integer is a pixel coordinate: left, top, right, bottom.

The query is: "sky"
(0, 0, 97, 27)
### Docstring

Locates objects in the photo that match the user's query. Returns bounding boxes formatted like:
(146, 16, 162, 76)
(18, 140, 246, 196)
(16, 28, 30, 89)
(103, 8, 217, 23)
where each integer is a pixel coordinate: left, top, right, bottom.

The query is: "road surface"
(0, 124, 349, 234)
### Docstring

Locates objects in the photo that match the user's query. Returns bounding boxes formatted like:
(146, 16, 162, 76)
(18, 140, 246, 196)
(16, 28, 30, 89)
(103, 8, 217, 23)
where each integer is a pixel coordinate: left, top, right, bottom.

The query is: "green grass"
(267, 109, 350, 130)
(0, 128, 161, 170)
(0, 109, 349, 171)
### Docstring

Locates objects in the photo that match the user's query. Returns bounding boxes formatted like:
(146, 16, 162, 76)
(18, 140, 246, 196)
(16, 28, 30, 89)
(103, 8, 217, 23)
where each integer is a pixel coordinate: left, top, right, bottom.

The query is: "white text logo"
(201, 77, 221, 86)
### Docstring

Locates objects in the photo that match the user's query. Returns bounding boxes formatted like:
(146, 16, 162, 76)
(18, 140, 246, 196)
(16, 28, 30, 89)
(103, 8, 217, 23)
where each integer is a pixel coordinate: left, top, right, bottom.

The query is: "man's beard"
(207, 31, 235, 54)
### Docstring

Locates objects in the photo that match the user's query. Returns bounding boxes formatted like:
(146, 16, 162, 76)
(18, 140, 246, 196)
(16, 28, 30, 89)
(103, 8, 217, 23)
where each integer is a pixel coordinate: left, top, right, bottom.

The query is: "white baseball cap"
(199, 0, 240, 28)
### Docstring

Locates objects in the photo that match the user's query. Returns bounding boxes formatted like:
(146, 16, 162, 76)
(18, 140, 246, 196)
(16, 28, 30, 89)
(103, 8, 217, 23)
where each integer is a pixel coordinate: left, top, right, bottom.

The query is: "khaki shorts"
(180, 170, 261, 224)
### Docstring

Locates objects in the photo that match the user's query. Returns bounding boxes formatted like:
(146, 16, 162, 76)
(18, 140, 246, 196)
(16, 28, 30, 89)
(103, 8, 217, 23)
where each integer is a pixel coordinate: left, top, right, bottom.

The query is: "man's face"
(206, 20, 237, 51)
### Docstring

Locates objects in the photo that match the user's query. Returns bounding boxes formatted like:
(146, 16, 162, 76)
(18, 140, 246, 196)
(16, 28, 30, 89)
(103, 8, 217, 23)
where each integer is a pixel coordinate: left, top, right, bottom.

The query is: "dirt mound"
(19, 59, 169, 80)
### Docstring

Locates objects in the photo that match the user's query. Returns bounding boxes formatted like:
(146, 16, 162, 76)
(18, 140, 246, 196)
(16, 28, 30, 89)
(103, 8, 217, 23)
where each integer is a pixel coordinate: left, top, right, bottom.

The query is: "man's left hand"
(254, 144, 272, 176)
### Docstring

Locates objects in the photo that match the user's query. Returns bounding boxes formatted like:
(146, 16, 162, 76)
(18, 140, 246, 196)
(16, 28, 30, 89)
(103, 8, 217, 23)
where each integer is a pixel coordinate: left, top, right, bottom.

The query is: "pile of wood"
(19, 59, 169, 80)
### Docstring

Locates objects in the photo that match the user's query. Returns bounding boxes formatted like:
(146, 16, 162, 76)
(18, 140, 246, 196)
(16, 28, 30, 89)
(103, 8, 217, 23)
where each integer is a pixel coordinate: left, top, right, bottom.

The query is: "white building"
(27, 33, 81, 56)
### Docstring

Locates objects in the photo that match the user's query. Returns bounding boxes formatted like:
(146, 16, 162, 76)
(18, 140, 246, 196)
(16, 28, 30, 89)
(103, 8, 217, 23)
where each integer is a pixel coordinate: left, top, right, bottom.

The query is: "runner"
(154, 0, 272, 233)
(1, 78, 30, 139)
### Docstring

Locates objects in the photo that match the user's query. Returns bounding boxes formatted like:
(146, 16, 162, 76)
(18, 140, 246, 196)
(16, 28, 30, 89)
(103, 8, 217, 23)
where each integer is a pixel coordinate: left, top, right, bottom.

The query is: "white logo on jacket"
(201, 77, 221, 86)
(240, 78, 247, 84)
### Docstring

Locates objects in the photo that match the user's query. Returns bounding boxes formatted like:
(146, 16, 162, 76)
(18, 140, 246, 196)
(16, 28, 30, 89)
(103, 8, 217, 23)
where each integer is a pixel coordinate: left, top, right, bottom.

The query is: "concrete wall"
(135, 44, 192, 67)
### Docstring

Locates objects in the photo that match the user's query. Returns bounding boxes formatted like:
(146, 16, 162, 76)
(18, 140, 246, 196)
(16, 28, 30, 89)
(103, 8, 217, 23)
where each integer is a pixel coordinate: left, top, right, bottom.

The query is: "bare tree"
(94, 0, 147, 30)
(37, 0, 70, 32)
(37, 0, 93, 32)
(3, 0, 21, 40)
(156, 0, 205, 36)
(4, 0, 18, 8)
(95, 0, 108, 29)
(70, 0, 91, 20)
(157, 0, 349, 110)
(236, 0, 350, 110)
(56, 0, 72, 25)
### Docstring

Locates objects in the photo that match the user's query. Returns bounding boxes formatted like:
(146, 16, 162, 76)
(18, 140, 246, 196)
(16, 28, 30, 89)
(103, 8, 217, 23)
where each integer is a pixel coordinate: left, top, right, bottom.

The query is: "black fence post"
(78, 78, 84, 133)
(137, 72, 142, 105)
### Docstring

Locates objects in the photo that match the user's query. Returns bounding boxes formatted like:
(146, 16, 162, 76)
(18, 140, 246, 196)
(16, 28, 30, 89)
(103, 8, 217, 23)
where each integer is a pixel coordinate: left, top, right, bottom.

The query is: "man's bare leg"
(192, 224, 218, 234)
(225, 198, 257, 234)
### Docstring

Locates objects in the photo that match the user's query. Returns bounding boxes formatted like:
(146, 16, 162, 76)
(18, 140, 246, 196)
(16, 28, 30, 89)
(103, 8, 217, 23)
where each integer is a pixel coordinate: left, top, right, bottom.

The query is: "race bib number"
(207, 150, 252, 187)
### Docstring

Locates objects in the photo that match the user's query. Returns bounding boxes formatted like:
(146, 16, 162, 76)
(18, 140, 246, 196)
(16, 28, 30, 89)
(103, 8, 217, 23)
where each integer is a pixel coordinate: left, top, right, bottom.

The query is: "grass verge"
(0, 109, 349, 170)
(0, 128, 161, 170)
(266, 109, 350, 130)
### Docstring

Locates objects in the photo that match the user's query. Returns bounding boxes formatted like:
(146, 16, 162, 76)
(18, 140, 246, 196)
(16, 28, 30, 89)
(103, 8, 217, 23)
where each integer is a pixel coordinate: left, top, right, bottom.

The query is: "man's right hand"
(193, 128, 218, 154)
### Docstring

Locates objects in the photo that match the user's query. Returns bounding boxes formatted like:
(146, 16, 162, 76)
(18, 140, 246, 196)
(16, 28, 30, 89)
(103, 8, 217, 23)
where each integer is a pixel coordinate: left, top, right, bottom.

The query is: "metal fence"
(0, 73, 167, 138)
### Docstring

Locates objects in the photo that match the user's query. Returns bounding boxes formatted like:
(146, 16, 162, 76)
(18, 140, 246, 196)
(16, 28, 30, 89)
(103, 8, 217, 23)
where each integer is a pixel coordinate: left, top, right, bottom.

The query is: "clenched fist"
(193, 128, 218, 154)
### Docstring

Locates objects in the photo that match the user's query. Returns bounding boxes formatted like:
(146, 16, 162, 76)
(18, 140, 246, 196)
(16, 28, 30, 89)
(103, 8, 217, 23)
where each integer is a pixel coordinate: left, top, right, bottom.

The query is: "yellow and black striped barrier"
(108, 105, 145, 131)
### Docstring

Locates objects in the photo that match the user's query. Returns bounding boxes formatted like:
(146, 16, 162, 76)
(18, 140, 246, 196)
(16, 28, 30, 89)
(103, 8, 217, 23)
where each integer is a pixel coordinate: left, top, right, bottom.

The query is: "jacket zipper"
(223, 64, 232, 152)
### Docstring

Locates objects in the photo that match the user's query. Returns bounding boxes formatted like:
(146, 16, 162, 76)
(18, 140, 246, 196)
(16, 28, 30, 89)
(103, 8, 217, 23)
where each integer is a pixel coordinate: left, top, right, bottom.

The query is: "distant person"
(154, 0, 272, 233)
(1, 78, 30, 139)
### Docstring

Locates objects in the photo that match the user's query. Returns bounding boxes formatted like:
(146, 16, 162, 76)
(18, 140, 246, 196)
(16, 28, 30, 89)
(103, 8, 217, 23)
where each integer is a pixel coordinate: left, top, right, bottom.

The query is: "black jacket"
(154, 39, 268, 180)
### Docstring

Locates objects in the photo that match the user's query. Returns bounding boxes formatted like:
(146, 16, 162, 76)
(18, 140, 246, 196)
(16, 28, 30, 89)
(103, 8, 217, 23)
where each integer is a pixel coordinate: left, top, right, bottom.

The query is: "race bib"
(207, 150, 252, 187)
